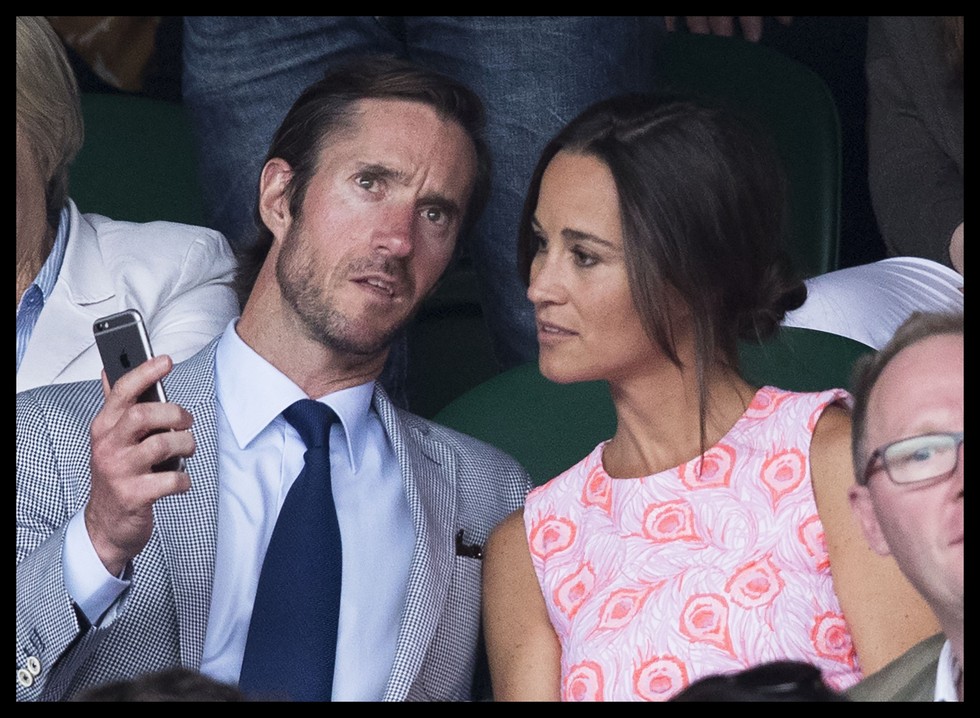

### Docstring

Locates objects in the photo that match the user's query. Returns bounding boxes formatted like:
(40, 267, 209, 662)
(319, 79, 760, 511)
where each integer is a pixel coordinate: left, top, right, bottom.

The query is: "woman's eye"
(573, 249, 598, 267)
(534, 233, 548, 252)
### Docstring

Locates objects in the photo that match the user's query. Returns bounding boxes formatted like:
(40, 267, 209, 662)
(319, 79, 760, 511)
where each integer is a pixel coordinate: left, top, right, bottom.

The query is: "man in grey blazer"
(17, 57, 530, 701)
(847, 311, 963, 701)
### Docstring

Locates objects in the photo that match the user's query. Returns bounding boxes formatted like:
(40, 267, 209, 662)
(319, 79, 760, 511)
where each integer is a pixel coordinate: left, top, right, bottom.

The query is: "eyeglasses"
(863, 431, 964, 486)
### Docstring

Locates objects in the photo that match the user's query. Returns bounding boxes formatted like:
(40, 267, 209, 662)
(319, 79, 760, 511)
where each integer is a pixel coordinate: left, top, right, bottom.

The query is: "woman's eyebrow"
(560, 227, 615, 249)
(531, 217, 615, 248)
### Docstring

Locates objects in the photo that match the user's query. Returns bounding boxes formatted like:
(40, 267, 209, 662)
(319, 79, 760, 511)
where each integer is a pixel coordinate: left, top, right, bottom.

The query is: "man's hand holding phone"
(85, 355, 195, 577)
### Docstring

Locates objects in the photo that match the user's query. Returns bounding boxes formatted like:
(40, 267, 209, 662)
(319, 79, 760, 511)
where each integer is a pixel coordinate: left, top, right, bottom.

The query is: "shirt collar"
(214, 318, 375, 472)
(934, 638, 961, 702)
(21, 204, 70, 308)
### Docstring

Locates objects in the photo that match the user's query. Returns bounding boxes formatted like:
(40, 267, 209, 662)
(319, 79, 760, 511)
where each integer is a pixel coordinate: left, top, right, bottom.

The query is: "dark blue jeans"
(182, 17, 665, 399)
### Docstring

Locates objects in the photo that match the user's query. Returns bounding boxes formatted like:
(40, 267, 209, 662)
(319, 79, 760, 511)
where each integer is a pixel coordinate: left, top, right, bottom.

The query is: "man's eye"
(907, 446, 937, 464)
(356, 175, 377, 191)
(422, 207, 447, 225)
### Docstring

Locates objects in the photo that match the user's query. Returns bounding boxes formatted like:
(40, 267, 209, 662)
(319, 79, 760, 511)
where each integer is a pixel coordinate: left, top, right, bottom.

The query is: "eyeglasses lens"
(884, 433, 962, 484)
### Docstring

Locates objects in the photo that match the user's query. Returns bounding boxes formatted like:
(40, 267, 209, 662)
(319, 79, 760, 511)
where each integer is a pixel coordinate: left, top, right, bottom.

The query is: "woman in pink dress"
(483, 94, 940, 701)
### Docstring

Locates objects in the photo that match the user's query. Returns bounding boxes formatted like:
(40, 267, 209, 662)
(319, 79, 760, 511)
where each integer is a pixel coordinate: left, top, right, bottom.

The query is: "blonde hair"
(16, 16, 84, 228)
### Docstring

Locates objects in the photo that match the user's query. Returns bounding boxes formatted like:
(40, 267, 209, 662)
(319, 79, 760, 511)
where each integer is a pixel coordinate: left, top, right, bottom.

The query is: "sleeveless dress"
(523, 386, 862, 701)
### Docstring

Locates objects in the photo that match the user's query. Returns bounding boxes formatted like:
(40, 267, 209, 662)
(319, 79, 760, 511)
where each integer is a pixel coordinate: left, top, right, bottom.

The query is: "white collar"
(934, 638, 961, 702)
(214, 319, 375, 471)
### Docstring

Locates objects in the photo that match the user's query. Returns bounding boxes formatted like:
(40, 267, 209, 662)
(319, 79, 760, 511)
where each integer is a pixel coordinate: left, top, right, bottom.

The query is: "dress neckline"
(597, 385, 783, 481)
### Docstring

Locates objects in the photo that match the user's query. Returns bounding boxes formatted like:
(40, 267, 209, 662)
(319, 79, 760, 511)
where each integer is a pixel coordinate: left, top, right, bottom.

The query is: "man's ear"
(847, 484, 892, 557)
(258, 158, 294, 241)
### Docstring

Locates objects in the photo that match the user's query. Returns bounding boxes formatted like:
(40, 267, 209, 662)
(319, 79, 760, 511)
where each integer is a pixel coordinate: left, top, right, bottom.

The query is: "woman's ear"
(257, 157, 294, 241)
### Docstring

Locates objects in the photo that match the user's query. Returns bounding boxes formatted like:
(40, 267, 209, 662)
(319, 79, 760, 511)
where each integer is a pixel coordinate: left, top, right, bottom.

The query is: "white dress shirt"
(934, 639, 961, 702)
(64, 319, 415, 700)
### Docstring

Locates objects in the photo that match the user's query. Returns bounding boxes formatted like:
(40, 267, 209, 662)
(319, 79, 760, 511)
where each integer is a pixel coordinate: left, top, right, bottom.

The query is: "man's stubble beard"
(275, 223, 417, 358)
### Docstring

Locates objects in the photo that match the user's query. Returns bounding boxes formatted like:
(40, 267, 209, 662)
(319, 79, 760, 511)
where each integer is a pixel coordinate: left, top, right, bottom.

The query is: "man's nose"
(372, 205, 415, 258)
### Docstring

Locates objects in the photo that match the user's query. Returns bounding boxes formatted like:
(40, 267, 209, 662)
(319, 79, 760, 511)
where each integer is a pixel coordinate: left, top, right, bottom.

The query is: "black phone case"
(93, 309, 183, 472)
(93, 309, 165, 403)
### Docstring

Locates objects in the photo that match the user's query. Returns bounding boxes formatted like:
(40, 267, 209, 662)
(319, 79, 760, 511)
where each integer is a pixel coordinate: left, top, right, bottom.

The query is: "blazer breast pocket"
(414, 532, 485, 700)
(454, 528, 483, 559)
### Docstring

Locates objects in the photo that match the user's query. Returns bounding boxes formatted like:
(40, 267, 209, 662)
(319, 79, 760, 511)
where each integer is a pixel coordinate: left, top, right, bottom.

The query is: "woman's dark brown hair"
(517, 93, 806, 449)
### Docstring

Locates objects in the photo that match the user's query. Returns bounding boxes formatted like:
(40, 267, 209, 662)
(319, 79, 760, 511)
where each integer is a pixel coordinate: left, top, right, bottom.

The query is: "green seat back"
(434, 328, 873, 486)
(407, 266, 501, 419)
(664, 32, 842, 276)
(70, 93, 207, 226)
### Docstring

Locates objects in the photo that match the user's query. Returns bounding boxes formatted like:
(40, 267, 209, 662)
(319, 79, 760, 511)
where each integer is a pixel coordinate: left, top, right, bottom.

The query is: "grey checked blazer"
(16, 338, 530, 701)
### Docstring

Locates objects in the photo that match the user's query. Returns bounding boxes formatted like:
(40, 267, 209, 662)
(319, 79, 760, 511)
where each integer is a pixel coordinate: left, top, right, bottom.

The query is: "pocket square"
(455, 529, 483, 559)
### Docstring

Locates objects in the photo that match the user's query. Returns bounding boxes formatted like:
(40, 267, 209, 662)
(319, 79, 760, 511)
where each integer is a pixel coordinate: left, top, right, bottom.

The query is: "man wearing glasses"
(847, 311, 963, 702)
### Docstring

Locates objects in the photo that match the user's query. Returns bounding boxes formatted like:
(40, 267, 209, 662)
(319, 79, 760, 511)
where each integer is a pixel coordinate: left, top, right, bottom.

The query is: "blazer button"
(17, 668, 33, 688)
(27, 656, 41, 676)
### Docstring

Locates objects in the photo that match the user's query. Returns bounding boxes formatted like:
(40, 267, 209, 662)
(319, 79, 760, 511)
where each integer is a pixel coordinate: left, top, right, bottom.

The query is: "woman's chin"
(537, 356, 598, 385)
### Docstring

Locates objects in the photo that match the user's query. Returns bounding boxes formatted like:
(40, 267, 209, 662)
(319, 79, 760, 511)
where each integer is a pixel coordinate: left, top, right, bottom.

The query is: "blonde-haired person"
(16, 16, 237, 392)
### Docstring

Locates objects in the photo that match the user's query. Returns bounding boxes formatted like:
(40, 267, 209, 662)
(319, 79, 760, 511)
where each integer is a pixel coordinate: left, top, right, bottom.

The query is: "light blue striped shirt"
(16, 205, 71, 372)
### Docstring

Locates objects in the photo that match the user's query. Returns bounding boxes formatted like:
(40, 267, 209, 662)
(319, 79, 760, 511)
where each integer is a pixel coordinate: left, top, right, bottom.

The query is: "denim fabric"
(182, 17, 666, 395)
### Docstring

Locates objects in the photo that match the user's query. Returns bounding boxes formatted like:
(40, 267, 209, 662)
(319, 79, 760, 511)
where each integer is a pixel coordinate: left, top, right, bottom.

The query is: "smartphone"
(93, 309, 185, 473)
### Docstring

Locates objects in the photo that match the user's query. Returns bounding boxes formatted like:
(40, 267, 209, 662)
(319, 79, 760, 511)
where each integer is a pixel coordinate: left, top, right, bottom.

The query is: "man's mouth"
(348, 255, 412, 301)
(361, 276, 395, 297)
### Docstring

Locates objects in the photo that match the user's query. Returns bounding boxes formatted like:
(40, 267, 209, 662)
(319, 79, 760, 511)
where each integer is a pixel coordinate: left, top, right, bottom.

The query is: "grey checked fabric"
(16, 337, 530, 701)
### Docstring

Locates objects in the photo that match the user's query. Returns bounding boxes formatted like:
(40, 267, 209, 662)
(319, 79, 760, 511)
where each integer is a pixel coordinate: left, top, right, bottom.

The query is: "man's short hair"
(850, 311, 964, 484)
(234, 55, 490, 308)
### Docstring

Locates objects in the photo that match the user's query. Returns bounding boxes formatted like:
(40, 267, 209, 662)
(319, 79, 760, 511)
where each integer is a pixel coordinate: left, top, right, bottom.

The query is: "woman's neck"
(603, 361, 756, 479)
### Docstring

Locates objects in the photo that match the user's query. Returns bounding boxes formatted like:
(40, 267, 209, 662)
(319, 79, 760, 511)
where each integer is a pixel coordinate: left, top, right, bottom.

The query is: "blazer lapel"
(374, 387, 458, 701)
(151, 340, 222, 668)
(17, 205, 117, 391)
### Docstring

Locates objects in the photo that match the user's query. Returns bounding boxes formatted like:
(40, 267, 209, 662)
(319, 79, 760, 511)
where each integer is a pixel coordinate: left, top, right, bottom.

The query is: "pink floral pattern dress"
(523, 386, 862, 701)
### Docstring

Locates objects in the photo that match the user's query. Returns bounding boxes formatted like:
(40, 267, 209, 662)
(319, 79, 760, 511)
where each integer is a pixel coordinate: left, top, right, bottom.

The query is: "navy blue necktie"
(239, 399, 342, 701)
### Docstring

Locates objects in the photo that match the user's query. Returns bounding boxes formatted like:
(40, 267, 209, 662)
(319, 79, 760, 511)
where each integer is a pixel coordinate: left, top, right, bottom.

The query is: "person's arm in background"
(143, 227, 239, 362)
(664, 16, 793, 42)
(102, 221, 240, 363)
(949, 221, 963, 277)
(810, 405, 941, 676)
(866, 16, 963, 273)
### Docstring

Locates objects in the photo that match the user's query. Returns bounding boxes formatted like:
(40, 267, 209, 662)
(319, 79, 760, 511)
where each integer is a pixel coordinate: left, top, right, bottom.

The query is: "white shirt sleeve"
(62, 509, 131, 626)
